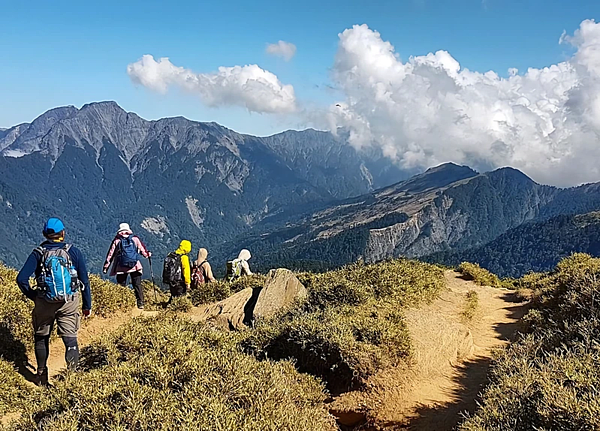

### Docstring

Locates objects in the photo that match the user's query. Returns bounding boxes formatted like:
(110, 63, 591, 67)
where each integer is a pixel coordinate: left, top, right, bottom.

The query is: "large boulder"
(253, 268, 307, 320)
(197, 269, 306, 330)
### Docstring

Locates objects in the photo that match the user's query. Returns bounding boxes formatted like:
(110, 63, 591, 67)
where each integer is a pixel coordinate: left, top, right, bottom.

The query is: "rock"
(253, 268, 307, 320)
(196, 269, 306, 330)
(199, 288, 254, 330)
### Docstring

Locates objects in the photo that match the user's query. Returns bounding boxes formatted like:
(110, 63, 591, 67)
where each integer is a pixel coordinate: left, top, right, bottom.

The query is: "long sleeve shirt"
(16, 241, 92, 311)
(176, 250, 191, 285)
(103, 233, 150, 276)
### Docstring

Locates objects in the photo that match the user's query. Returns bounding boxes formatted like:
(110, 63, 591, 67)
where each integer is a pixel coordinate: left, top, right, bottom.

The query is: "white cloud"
(321, 20, 600, 186)
(127, 55, 297, 114)
(266, 40, 297, 61)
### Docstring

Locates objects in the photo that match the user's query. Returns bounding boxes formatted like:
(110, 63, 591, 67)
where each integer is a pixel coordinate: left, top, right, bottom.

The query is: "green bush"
(8, 315, 334, 431)
(458, 262, 502, 288)
(460, 254, 600, 430)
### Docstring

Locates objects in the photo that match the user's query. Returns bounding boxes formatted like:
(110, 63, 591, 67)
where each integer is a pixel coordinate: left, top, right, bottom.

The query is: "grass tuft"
(460, 290, 479, 322)
(458, 262, 502, 288)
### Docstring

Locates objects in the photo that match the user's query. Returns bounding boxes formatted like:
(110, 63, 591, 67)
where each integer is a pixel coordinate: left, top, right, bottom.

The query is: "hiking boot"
(137, 304, 144, 310)
(35, 368, 49, 387)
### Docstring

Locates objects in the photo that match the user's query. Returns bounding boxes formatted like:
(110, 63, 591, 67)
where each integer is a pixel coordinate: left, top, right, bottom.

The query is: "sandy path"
(331, 270, 528, 430)
(29, 308, 159, 381)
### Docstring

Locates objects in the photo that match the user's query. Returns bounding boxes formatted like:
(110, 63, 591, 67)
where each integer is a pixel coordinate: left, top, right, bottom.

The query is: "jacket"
(194, 248, 216, 282)
(103, 231, 150, 276)
(175, 240, 192, 285)
(16, 241, 92, 311)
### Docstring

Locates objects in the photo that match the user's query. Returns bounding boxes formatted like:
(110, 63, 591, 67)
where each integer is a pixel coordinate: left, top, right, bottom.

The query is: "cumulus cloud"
(322, 20, 600, 186)
(127, 55, 297, 114)
(266, 40, 297, 61)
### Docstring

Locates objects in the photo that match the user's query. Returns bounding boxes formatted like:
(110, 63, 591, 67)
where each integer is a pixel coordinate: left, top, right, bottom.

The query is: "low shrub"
(242, 259, 443, 393)
(460, 290, 479, 321)
(0, 265, 34, 362)
(460, 254, 600, 430)
(141, 280, 170, 310)
(190, 274, 267, 306)
(167, 295, 193, 312)
(88, 275, 136, 317)
(8, 315, 335, 431)
(0, 358, 31, 417)
(458, 262, 501, 288)
(242, 302, 410, 394)
(298, 259, 445, 312)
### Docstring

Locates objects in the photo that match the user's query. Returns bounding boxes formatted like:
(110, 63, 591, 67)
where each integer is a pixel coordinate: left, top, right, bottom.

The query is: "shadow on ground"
(0, 327, 37, 384)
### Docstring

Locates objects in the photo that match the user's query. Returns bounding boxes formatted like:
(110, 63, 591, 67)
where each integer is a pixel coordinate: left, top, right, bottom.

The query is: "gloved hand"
(83, 309, 92, 318)
(102, 267, 108, 274)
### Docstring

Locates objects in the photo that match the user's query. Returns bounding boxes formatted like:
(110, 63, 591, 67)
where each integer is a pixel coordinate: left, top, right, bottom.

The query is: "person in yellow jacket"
(163, 240, 192, 299)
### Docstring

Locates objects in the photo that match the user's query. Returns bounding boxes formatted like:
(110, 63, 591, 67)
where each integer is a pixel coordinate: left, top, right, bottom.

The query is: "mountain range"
(229, 163, 600, 273)
(3, 101, 600, 278)
(0, 101, 405, 271)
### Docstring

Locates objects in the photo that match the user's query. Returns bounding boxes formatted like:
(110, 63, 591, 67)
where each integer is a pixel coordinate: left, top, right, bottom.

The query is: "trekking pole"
(149, 256, 158, 303)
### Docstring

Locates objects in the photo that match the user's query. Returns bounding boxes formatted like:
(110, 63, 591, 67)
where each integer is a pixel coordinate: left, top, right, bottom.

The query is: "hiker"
(162, 240, 192, 298)
(16, 218, 92, 386)
(102, 223, 151, 310)
(191, 248, 216, 289)
(227, 249, 253, 281)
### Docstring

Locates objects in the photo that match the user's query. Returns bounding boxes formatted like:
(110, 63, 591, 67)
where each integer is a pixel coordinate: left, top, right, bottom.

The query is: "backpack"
(163, 252, 183, 284)
(35, 244, 80, 302)
(191, 261, 207, 290)
(226, 259, 243, 282)
(117, 235, 139, 269)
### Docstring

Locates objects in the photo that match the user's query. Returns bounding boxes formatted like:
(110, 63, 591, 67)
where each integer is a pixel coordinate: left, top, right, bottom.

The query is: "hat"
(43, 218, 65, 235)
(118, 223, 131, 233)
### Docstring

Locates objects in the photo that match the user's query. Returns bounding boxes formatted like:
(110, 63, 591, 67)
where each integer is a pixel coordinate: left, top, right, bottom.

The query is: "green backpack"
(226, 259, 243, 281)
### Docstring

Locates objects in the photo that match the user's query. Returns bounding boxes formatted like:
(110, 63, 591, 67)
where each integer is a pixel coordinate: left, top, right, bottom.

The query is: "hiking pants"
(32, 293, 81, 373)
(169, 282, 187, 298)
(117, 271, 144, 308)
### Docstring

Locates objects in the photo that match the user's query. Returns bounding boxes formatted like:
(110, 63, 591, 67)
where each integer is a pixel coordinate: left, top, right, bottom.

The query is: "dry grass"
(242, 259, 445, 393)
(6, 315, 335, 431)
(460, 290, 479, 322)
(460, 253, 600, 430)
(88, 274, 136, 317)
(458, 262, 502, 288)
(190, 274, 267, 306)
(0, 359, 31, 417)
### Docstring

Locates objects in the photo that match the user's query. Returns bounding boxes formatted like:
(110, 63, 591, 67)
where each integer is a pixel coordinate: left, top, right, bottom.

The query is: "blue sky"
(1, 0, 598, 137)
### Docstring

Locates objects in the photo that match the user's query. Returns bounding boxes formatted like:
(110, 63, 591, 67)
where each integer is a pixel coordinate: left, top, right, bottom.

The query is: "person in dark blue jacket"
(16, 218, 92, 386)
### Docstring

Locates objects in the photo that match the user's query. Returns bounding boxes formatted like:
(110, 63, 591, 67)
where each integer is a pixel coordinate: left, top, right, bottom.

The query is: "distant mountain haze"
(0, 101, 406, 271)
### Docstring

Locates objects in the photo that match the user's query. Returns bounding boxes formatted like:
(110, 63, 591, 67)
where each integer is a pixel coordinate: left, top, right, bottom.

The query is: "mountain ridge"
(0, 101, 407, 271)
(227, 162, 600, 271)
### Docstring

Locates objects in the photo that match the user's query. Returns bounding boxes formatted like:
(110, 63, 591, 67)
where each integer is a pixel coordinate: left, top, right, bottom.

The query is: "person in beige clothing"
(191, 248, 216, 288)
(227, 249, 253, 281)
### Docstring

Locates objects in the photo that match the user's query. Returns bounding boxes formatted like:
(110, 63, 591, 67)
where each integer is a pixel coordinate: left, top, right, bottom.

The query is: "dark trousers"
(169, 282, 187, 298)
(117, 271, 144, 307)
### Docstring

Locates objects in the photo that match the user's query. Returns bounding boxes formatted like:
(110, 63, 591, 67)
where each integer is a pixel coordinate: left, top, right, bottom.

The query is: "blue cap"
(43, 218, 65, 235)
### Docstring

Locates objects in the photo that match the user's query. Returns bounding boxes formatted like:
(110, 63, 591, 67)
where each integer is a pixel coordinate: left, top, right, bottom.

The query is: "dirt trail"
(331, 270, 528, 430)
(13, 271, 527, 431)
(28, 308, 159, 382)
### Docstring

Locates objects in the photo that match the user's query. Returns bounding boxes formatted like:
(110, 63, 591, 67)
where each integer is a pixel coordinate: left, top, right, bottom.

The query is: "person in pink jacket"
(103, 223, 151, 309)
